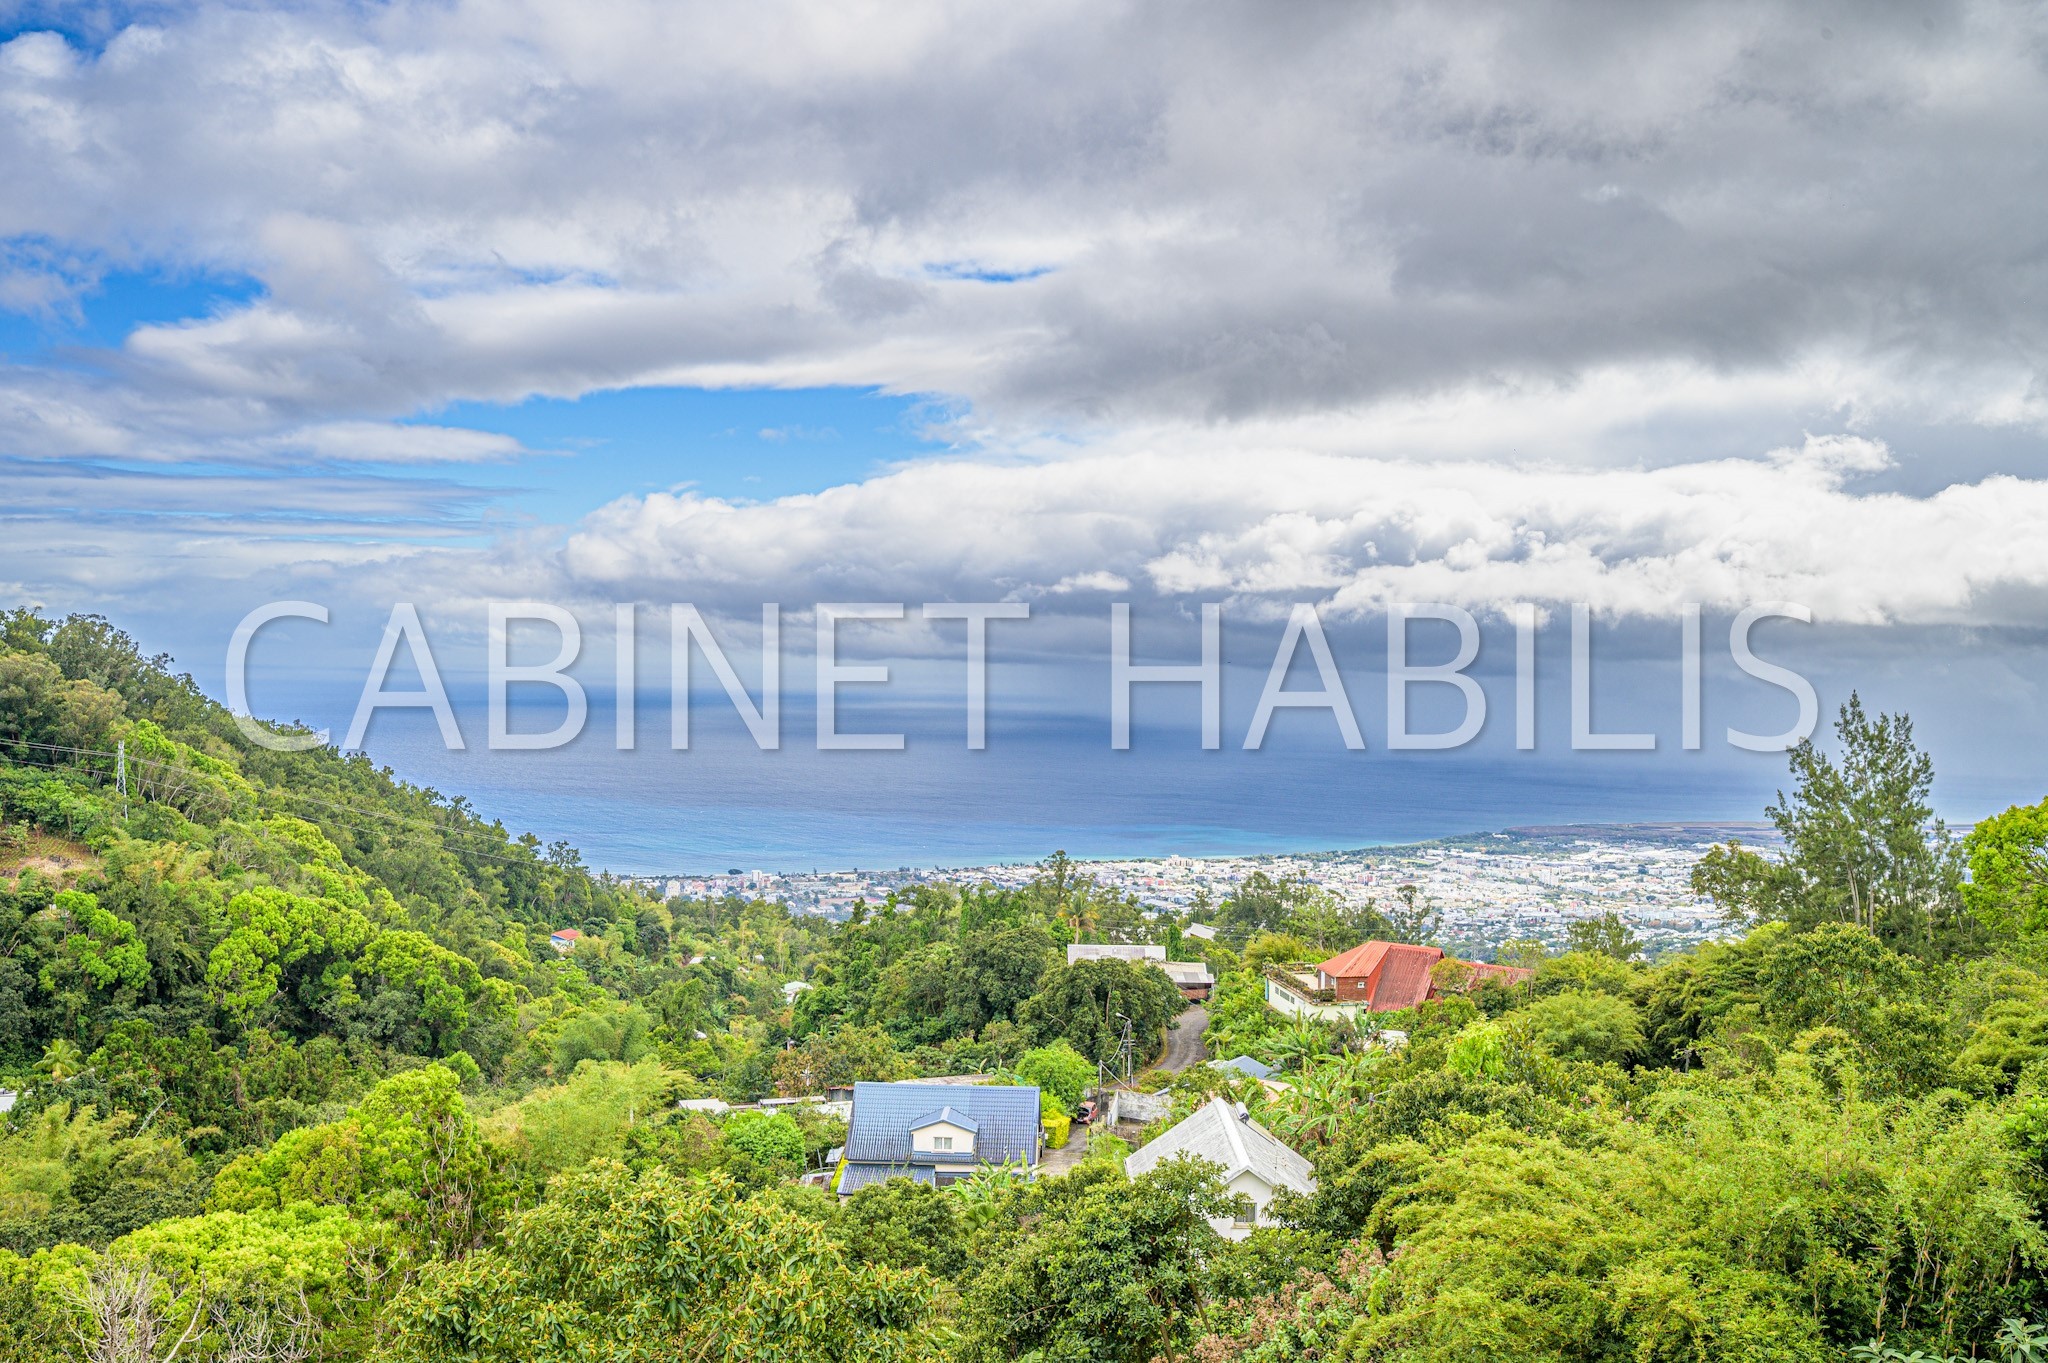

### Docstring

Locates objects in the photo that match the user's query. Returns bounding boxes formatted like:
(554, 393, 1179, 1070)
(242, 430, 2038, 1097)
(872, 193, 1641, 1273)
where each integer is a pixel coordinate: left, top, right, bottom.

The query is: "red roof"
(1368, 944, 1444, 1011)
(1317, 939, 1400, 981)
(1314, 940, 1530, 1011)
(550, 927, 583, 941)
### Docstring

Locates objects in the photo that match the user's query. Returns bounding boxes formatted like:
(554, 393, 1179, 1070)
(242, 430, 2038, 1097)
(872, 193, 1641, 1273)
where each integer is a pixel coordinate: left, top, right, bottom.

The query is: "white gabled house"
(1123, 1097, 1316, 1239)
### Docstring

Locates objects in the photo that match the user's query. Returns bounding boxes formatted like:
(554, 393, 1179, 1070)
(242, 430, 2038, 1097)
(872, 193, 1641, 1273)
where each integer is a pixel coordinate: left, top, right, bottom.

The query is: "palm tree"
(37, 1037, 85, 1082)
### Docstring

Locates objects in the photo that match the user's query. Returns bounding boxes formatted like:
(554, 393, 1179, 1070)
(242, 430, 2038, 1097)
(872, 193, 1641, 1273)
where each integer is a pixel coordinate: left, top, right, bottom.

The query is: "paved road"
(1154, 1005, 1210, 1072)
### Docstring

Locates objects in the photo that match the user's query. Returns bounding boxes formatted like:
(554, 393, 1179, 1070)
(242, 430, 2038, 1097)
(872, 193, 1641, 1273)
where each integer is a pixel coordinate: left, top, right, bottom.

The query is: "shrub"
(1017, 1041, 1095, 1109)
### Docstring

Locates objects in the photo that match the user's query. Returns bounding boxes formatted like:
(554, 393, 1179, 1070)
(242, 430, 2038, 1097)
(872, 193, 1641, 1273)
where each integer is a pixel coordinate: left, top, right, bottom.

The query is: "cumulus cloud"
(559, 434, 2048, 627)
(0, 0, 2042, 445)
(4, 0, 2048, 667)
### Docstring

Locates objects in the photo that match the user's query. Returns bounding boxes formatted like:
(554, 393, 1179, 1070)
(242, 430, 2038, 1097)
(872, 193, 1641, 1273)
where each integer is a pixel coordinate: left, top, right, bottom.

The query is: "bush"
(1514, 990, 1644, 1066)
(1017, 1041, 1095, 1109)
(723, 1111, 805, 1166)
(838, 1179, 966, 1276)
(438, 1050, 481, 1087)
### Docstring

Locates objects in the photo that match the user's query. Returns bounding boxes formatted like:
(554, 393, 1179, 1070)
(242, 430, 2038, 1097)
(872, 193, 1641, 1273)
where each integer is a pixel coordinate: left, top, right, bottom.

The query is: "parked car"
(1075, 1100, 1098, 1124)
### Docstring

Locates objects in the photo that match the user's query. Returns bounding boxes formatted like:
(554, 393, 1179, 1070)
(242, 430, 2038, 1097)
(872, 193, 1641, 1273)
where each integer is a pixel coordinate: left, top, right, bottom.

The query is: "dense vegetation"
(6, 609, 2048, 1362)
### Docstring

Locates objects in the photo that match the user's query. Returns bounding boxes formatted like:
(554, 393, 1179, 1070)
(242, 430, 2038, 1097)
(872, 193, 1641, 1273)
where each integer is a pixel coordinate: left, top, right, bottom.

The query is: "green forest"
(6, 608, 2048, 1363)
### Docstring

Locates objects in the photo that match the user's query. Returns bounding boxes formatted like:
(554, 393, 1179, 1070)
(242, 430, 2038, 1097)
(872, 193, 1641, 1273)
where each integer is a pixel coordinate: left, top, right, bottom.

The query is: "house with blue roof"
(837, 1080, 1042, 1195)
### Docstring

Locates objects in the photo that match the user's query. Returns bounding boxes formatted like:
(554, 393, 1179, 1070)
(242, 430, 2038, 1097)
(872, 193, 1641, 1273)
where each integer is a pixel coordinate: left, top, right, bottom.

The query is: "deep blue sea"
(224, 604, 2048, 875)
(327, 699, 1797, 874)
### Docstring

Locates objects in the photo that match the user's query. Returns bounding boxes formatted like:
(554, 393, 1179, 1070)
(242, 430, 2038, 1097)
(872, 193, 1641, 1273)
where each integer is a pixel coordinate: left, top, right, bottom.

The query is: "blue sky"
(415, 385, 949, 513)
(5, 2, 2048, 867)
(0, 263, 262, 355)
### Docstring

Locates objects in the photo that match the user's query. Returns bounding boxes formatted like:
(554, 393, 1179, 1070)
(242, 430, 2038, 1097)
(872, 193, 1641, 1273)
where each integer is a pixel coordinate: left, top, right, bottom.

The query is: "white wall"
(911, 1120, 977, 1155)
(1209, 1171, 1281, 1241)
(1263, 976, 1367, 1021)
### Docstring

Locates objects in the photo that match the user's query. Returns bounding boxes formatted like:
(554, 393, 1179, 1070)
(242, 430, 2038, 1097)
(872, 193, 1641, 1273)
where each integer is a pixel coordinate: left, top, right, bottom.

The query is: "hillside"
(7, 608, 2048, 1362)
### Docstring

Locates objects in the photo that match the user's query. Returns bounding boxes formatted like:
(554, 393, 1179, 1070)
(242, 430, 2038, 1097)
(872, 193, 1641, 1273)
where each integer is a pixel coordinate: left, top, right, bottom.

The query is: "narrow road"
(1154, 1005, 1210, 1072)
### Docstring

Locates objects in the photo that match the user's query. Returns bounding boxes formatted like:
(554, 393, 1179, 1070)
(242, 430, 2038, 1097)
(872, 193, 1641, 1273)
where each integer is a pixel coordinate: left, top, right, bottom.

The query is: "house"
(675, 1097, 730, 1115)
(1124, 1097, 1316, 1240)
(1208, 1055, 1277, 1081)
(0, 1088, 14, 1114)
(1067, 942, 1213, 1000)
(1066, 943, 1165, 964)
(781, 980, 812, 1002)
(837, 1080, 1042, 1195)
(1160, 959, 1214, 1000)
(762, 1094, 855, 1121)
(548, 927, 583, 953)
(1311, 940, 1532, 1012)
(1183, 923, 1218, 942)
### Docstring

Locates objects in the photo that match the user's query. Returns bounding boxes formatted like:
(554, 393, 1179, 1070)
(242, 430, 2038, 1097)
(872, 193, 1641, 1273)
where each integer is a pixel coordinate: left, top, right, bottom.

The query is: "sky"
(4, 1, 2048, 868)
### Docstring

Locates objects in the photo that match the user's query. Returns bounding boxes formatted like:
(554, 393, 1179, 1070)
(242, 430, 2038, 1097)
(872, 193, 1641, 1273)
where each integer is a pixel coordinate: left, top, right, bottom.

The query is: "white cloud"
(0, 0, 2042, 447)
(559, 434, 2048, 628)
(271, 422, 528, 463)
(3, 0, 2048, 667)
(1045, 571, 1130, 595)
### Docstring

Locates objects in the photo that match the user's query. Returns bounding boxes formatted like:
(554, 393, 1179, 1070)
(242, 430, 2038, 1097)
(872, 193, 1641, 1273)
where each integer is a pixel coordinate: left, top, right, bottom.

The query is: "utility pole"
(116, 739, 127, 820)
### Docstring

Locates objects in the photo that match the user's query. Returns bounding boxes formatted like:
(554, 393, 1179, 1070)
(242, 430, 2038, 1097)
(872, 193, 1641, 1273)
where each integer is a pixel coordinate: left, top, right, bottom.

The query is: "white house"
(1066, 943, 1166, 964)
(1184, 923, 1218, 942)
(908, 1105, 978, 1157)
(675, 1097, 730, 1115)
(1124, 1097, 1316, 1240)
(1067, 942, 1212, 999)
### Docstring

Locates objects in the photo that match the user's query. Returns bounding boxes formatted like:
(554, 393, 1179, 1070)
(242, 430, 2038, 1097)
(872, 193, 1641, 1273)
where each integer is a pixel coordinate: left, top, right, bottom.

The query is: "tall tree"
(1692, 695, 1971, 957)
(1384, 884, 1442, 946)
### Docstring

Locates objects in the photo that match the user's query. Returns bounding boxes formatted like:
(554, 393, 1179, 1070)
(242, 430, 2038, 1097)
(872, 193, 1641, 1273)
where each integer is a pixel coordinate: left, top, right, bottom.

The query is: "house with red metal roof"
(1313, 940, 1532, 1011)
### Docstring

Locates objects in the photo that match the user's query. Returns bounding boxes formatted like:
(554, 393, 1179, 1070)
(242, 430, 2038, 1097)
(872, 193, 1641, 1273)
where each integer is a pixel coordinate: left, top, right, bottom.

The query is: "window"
(932, 1135, 953, 1151)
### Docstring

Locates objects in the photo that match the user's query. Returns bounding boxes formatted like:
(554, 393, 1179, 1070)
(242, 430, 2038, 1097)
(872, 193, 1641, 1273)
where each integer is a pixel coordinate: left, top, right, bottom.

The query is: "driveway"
(1039, 1131, 1091, 1178)
(1154, 1005, 1209, 1073)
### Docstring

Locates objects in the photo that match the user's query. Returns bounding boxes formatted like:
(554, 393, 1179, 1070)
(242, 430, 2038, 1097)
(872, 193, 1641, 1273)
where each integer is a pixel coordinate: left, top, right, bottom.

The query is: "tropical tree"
(1692, 696, 1971, 957)
(1384, 884, 1442, 946)
(1016, 1041, 1095, 1110)
(37, 1037, 86, 1082)
(379, 1163, 943, 1363)
(957, 1160, 1233, 1363)
(1564, 910, 1643, 961)
(1964, 799, 2048, 941)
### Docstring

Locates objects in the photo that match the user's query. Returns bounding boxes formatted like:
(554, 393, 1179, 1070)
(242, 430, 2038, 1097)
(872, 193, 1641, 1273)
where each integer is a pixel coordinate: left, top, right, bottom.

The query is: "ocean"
(336, 698, 1795, 874)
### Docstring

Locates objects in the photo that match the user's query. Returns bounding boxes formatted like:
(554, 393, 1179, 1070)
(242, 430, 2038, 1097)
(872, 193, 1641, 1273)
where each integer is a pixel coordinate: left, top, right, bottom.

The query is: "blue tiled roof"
(909, 1105, 979, 1133)
(838, 1162, 936, 1193)
(845, 1081, 1040, 1167)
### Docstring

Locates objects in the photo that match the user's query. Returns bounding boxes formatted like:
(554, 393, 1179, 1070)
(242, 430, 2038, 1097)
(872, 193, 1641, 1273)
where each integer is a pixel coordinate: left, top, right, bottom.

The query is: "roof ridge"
(1218, 1098, 1250, 1174)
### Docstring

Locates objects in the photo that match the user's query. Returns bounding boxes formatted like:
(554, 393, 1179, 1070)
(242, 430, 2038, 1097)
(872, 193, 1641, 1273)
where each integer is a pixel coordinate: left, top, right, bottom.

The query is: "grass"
(0, 826, 99, 885)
